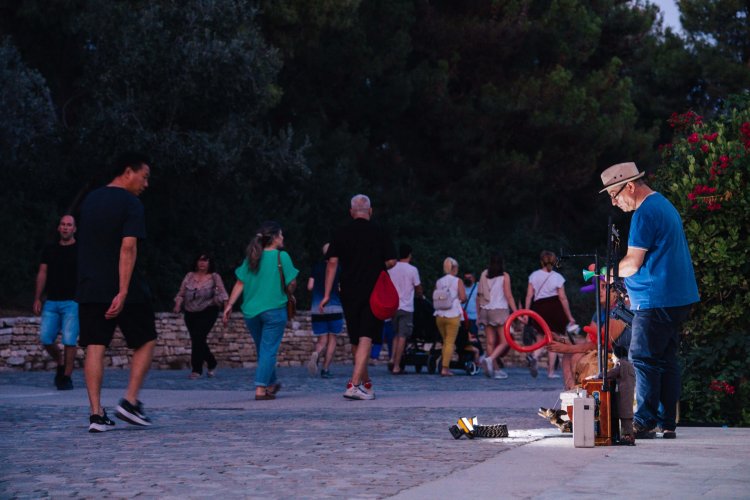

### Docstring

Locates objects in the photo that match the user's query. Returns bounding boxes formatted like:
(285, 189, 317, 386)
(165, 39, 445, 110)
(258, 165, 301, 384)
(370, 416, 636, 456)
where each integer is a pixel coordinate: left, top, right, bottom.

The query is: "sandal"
(255, 393, 276, 401)
(267, 383, 282, 396)
(188, 372, 201, 380)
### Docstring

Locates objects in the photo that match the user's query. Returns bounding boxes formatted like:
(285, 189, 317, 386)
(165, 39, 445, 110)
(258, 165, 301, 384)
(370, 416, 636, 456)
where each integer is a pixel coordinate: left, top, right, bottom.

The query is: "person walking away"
(307, 243, 344, 378)
(433, 257, 467, 377)
(524, 250, 576, 379)
(462, 272, 479, 336)
(320, 194, 397, 400)
(223, 221, 299, 400)
(600, 162, 699, 439)
(477, 252, 522, 379)
(34, 214, 79, 390)
(173, 252, 228, 379)
(77, 152, 156, 432)
(387, 244, 422, 375)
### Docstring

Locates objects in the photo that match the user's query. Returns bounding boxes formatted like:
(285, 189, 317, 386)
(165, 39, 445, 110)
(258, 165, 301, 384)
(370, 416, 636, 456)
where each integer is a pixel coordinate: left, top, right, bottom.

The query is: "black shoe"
(54, 365, 65, 388)
(89, 409, 116, 433)
(320, 369, 333, 379)
(57, 375, 74, 390)
(115, 398, 152, 426)
(633, 423, 656, 439)
(661, 429, 677, 439)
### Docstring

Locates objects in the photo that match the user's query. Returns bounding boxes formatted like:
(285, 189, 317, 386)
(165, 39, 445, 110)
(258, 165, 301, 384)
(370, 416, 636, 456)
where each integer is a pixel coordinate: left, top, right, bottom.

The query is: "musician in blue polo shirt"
(600, 162, 699, 440)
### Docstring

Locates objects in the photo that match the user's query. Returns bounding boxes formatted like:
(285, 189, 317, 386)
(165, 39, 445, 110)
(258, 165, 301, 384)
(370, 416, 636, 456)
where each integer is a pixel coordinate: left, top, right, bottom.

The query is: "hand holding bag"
(277, 251, 296, 319)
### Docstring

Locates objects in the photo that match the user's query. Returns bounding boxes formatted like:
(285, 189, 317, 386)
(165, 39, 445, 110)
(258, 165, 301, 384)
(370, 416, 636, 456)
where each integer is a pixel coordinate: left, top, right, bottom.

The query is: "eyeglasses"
(609, 183, 627, 201)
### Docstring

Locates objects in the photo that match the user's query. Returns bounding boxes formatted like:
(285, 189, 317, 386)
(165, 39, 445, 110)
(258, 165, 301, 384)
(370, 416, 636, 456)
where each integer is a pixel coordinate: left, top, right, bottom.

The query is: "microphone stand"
(603, 218, 622, 385)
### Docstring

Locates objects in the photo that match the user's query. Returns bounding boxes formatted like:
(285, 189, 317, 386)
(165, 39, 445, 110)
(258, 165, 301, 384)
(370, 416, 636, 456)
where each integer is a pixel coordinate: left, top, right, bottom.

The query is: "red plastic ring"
(503, 309, 553, 353)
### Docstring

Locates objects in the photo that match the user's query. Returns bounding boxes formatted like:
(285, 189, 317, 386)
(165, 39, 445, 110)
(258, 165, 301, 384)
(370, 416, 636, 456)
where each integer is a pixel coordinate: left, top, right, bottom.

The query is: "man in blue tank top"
(600, 162, 699, 440)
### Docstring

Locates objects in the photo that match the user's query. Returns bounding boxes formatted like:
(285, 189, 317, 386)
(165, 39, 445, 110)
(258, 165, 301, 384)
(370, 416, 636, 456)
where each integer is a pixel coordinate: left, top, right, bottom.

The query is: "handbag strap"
(277, 251, 288, 296)
(533, 273, 553, 302)
(462, 283, 476, 311)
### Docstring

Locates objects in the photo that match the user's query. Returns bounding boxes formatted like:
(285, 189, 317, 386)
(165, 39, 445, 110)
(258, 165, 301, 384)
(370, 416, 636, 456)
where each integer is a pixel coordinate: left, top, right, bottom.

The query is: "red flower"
(709, 379, 735, 394)
(703, 132, 718, 141)
(701, 144, 709, 153)
(687, 133, 700, 143)
(687, 193, 696, 201)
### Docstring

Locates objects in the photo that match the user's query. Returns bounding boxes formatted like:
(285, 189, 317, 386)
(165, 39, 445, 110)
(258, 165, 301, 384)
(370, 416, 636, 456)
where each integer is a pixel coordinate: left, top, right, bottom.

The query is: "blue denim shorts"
(40, 300, 79, 346)
(311, 313, 344, 335)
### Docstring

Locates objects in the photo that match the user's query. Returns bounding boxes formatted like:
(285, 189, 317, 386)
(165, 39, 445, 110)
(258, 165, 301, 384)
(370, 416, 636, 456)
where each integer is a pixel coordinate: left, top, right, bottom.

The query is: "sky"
(652, 0, 682, 32)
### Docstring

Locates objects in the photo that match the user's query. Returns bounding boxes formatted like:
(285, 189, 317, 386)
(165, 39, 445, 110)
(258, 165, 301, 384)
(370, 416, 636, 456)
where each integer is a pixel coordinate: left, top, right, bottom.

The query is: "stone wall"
(0, 312, 539, 371)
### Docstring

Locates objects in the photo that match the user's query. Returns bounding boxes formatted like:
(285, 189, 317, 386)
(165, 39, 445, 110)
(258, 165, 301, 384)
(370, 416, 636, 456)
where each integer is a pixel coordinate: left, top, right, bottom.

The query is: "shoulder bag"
(277, 251, 296, 319)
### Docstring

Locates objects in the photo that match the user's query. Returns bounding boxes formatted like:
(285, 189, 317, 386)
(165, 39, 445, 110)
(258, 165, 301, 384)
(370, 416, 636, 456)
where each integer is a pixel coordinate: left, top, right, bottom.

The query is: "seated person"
(548, 279, 635, 443)
(464, 330, 484, 373)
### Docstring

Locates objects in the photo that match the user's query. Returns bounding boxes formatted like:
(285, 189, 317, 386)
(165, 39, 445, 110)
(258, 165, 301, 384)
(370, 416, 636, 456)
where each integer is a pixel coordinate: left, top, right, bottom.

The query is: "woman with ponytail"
(477, 252, 521, 380)
(524, 250, 575, 379)
(223, 221, 299, 400)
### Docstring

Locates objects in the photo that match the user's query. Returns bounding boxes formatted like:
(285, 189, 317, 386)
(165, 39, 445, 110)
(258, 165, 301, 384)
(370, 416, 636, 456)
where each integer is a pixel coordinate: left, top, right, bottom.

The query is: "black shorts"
(78, 302, 157, 349)
(342, 299, 383, 346)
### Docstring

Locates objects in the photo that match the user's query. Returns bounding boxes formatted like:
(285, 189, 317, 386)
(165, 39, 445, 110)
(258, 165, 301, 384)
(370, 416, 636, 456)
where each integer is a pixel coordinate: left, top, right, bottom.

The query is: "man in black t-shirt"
(34, 215, 79, 390)
(321, 194, 396, 400)
(77, 152, 157, 433)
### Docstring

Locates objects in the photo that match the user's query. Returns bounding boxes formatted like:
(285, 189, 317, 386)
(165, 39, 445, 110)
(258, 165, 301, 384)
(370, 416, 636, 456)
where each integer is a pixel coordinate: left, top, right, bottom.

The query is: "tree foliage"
(0, 38, 61, 303)
(0, 0, 747, 354)
(680, 0, 750, 109)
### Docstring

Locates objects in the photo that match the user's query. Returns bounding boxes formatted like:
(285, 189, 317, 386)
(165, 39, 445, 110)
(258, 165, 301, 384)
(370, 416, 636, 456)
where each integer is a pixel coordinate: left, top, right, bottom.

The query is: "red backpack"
(370, 270, 399, 320)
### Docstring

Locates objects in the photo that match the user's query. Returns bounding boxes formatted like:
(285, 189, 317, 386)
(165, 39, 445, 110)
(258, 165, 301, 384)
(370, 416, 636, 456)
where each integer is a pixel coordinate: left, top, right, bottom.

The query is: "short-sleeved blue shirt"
(625, 192, 699, 309)
(310, 261, 342, 314)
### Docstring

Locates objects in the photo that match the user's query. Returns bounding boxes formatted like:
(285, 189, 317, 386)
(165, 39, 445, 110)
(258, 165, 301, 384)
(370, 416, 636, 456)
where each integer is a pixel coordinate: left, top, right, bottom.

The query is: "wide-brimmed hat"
(599, 162, 645, 193)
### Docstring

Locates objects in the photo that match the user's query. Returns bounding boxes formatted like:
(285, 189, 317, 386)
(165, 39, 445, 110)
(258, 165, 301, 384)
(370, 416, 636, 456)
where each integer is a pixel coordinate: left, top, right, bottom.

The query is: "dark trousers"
(184, 306, 219, 374)
(629, 305, 691, 431)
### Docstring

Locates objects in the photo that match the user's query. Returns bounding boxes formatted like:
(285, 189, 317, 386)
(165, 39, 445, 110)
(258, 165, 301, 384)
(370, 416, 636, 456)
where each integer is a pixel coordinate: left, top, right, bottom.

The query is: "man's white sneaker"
(362, 379, 374, 396)
(343, 381, 375, 400)
(494, 369, 509, 379)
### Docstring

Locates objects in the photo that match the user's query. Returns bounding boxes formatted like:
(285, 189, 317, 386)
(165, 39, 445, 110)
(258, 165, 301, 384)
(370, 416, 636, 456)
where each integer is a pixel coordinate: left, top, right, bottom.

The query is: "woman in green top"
(223, 221, 299, 400)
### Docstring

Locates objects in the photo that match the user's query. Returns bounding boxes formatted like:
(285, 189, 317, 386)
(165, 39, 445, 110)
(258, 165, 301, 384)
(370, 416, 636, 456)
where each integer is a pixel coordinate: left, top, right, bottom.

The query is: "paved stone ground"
(0, 365, 563, 498)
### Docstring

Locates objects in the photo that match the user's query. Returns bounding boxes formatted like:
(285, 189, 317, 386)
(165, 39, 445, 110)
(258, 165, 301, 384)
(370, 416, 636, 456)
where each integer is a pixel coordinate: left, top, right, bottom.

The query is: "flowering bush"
(654, 94, 750, 426)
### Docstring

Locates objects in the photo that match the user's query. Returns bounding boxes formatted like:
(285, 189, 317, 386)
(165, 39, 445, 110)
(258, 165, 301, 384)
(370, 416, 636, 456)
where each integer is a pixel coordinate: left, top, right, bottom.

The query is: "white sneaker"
(548, 373, 561, 379)
(343, 383, 375, 400)
(482, 357, 494, 378)
(494, 369, 509, 379)
(362, 379, 374, 396)
(307, 352, 319, 377)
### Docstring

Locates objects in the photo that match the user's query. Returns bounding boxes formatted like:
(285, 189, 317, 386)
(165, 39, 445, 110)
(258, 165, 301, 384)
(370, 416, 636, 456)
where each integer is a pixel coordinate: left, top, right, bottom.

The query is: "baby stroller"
(428, 314, 481, 376)
(399, 296, 441, 373)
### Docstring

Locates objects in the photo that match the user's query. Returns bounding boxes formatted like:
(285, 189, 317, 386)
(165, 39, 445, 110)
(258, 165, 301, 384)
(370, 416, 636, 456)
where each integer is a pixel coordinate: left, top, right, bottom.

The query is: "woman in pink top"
(174, 252, 229, 379)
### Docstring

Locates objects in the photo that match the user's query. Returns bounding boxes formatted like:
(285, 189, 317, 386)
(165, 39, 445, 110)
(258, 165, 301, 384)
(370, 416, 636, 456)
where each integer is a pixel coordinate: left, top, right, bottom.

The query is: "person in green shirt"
(224, 221, 299, 400)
